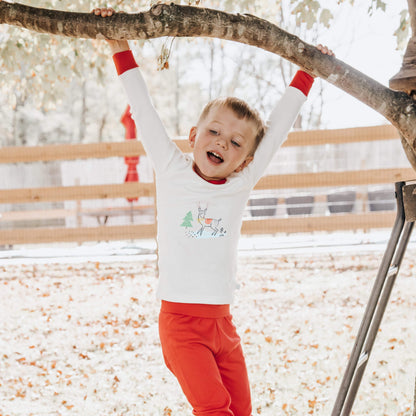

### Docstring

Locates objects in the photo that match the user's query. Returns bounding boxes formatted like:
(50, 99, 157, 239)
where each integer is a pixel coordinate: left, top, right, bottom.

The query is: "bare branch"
(1, 0, 416, 169)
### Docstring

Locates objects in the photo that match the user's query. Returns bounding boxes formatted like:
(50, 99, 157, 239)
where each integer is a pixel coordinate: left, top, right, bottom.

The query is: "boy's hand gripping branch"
(91, 7, 130, 54)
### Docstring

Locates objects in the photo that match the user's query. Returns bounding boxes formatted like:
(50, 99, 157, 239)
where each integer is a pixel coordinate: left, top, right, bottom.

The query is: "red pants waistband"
(160, 300, 230, 318)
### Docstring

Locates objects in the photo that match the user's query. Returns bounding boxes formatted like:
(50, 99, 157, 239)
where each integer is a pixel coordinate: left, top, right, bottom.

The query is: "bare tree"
(1, 1, 416, 169)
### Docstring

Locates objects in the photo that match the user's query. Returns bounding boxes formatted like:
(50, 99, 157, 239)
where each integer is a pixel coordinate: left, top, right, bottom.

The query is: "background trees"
(0, 0, 413, 168)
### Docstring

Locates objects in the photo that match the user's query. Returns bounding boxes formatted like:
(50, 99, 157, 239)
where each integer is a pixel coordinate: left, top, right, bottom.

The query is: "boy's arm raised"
(93, 7, 180, 173)
(246, 70, 313, 184)
(113, 50, 180, 173)
(247, 44, 333, 184)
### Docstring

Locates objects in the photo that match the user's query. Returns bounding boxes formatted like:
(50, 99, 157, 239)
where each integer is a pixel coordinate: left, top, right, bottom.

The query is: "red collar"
(207, 177, 227, 185)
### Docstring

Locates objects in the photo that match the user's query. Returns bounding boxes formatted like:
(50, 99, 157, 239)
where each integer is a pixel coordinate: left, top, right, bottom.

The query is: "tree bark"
(390, 0, 416, 92)
(1, 1, 416, 170)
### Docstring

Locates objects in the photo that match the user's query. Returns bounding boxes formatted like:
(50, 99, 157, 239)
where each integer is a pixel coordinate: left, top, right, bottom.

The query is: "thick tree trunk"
(1, 1, 416, 170)
(390, 0, 416, 92)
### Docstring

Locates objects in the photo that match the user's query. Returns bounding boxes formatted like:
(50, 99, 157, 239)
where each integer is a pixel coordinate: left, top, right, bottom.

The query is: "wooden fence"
(0, 124, 414, 245)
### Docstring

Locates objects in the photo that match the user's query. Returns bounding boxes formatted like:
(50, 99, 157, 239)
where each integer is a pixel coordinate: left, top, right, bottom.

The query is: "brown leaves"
(264, 335, 283, 345)
(1, 250, 414, 414)
(163, 407, 173, 416)
(125, 342, 134, 352)
(308, 398, 317, 410)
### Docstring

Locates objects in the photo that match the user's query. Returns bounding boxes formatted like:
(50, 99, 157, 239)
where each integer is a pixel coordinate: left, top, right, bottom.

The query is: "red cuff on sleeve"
(112, 50, 139, 75)
(289, 70, 314, 96)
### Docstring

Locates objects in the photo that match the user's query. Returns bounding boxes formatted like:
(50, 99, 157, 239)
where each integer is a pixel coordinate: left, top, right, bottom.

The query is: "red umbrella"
(120, 105, 139, 202)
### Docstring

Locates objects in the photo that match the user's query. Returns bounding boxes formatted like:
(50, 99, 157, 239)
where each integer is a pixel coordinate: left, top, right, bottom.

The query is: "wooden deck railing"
(0, 124, 414, 245)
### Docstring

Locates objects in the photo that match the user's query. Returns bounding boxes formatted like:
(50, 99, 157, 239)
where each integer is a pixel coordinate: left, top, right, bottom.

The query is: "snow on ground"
(0, 232, 415, 416)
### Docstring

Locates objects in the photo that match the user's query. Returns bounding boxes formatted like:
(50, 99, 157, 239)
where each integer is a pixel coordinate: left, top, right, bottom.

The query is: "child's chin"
(202, 169, 225, 181)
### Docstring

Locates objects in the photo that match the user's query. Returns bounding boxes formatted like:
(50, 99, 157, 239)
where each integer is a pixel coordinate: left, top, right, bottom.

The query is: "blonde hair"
(197, 97, 265, 156)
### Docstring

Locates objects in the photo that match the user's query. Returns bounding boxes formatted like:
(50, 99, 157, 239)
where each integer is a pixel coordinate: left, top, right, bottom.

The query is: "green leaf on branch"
(394, 9, 410, 51)
(319, 9, 333, 28)
(368, 0, 386, 16)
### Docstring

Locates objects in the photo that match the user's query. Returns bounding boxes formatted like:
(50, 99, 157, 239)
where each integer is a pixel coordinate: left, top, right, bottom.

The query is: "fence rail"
(0, 124, 400, 164)
(1, 124, 414, 245)
(0, 183, 154, 204)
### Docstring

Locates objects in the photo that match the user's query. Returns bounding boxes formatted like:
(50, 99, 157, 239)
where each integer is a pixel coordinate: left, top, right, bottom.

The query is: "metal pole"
(341, 220, 414, 415)
(332, 182, 406, 416)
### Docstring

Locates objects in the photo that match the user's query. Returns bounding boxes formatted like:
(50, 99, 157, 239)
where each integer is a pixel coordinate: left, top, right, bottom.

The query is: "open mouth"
(207, 151, 224, 164)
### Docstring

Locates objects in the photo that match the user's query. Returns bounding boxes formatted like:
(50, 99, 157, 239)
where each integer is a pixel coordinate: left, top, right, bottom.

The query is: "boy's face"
(188, 105, 257, 182)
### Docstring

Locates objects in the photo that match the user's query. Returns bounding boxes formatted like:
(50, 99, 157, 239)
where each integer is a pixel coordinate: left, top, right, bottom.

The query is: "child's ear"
(188, 126, 197, 148)
(235, 155, 254, 173)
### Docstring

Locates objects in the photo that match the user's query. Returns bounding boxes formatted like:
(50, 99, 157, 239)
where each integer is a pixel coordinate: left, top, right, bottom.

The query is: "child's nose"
(216, 137, 227, 149)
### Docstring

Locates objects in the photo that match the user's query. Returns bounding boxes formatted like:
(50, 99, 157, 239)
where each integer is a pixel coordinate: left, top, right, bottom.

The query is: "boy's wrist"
(108, 40, 130, 55)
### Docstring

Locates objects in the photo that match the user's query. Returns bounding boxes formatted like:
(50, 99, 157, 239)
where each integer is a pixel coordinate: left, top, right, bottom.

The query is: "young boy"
(93, 7, 333, 415)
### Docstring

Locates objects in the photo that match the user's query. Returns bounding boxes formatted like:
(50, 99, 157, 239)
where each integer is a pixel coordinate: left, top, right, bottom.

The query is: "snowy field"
(0, 232, 415, 416)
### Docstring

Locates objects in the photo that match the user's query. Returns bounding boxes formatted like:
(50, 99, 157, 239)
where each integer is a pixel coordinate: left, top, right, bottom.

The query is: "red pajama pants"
(159, 301, 252, 416)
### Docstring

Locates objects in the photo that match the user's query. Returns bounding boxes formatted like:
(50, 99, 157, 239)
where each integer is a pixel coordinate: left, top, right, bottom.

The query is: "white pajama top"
(114, 51, 313, 304)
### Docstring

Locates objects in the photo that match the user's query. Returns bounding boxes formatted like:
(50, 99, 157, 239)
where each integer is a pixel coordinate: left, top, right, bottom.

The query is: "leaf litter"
(0, 249, 415, 415)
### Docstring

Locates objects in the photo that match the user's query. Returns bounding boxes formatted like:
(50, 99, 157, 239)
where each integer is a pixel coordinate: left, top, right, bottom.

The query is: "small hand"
(92, 6, 115, 17)
(316, 44, 335, 57)
(304, 44, 335, 78)
(91, 7, 130, 54)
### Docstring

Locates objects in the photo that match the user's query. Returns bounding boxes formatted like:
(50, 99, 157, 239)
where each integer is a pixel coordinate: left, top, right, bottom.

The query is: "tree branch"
(1, 0, 416, 169)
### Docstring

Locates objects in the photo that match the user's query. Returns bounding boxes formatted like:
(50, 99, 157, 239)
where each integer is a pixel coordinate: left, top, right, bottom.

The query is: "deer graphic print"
(180, 203, 226, 238)
(197, 206, 222, 237)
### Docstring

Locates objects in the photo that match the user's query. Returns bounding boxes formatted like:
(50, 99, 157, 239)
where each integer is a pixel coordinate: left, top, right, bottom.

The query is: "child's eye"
(209, 129, 218, 135)
(231, 140, 241, 147)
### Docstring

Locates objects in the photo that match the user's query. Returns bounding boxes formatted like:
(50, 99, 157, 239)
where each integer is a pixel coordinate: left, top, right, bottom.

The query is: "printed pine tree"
(180, 211, 193, 228)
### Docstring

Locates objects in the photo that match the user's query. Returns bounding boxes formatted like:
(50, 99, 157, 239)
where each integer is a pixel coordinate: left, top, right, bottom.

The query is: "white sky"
(316, 0, 408, 128)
